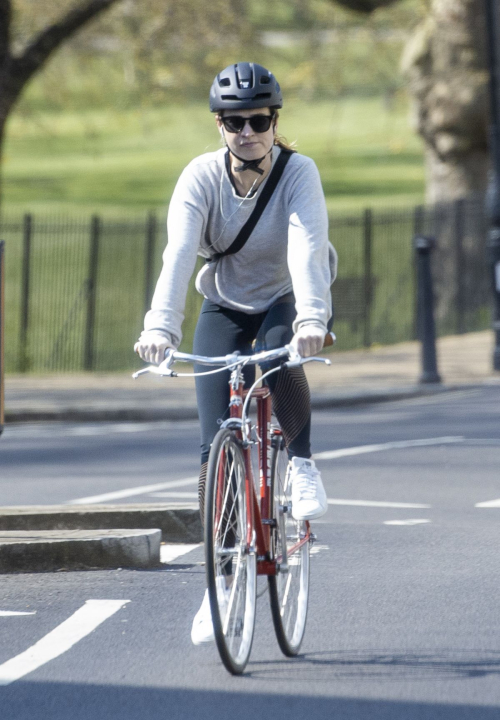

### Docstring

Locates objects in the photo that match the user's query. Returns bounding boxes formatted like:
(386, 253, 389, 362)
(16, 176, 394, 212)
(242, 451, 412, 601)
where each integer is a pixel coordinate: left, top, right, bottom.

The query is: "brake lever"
(132, 348, 177, 379)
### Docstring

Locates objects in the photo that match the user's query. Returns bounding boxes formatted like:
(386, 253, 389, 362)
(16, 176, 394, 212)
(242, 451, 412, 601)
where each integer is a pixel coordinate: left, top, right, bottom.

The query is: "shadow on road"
(248, 648, 500, 682)
(0, 678, 498, 720)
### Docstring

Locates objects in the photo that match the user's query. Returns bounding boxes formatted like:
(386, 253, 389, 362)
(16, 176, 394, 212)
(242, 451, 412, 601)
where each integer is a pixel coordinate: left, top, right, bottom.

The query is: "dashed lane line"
(327, 499, 431, 509)
(475, 499, 500, 508)
(67, 476, 198, 505)
(314, 436, 464, 461)
(0, 599, 129, 686)
(160, 544, 201, 563)
(384, 519, 431, 526)
(149, 491, 198, 499)
(0, 611, 36, 617)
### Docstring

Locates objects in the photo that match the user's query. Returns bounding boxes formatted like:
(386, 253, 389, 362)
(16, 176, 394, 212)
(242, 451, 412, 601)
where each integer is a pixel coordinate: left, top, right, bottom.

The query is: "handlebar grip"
(322, 332, 336, 348)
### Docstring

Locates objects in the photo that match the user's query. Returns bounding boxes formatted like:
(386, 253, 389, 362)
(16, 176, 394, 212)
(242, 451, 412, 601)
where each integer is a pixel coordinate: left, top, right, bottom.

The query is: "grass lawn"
(3, 96, 425, 217)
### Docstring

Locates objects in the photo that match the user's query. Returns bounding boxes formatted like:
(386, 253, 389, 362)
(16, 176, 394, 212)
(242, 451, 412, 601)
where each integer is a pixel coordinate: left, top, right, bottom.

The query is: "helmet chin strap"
(230, 146, 273, 175)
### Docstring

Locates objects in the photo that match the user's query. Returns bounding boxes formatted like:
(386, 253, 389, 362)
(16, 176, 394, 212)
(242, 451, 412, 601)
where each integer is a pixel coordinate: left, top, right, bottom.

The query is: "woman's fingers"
(291, 326, 326, 358)
(134, 334, 174, 364)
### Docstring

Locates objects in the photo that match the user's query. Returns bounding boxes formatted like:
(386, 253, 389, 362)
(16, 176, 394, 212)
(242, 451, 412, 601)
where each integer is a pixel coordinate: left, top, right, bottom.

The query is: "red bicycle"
(134, 337, 333, 674)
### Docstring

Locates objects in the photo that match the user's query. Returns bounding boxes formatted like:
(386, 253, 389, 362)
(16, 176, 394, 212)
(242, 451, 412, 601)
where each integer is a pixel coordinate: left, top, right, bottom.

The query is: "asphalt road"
(0, 387, 499, 718)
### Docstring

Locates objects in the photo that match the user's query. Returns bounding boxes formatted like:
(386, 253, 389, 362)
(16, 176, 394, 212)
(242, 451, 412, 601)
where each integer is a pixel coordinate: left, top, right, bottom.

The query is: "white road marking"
(0, 599, 129, 686)
(4, 420, 197, 439)
(67, 476, 198, 505)
(475, 499, 500, 508)
(314, 436, 464, 461)
(160, 544, 200, 563)
(149, 491, 198, 499)
(327, 498, 430, 509)
(384, 519, 431, 526)
(0, 611, 36, 617)
(310, 544, 329, 556)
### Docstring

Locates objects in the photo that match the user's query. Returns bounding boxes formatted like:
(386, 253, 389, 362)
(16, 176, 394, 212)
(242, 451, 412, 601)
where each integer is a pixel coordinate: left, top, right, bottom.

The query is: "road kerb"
(0, 529, 161, 573)
(0, 504, 202, 544)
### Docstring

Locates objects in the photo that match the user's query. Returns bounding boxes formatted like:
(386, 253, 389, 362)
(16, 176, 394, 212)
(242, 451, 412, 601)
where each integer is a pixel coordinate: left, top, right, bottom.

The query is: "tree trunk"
(402, 0, 489, 204)
(0, 86, 15, 212)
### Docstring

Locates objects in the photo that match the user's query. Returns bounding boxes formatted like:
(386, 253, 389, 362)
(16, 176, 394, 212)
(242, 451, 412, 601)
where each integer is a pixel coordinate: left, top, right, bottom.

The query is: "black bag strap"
(207, 149, 294, 263)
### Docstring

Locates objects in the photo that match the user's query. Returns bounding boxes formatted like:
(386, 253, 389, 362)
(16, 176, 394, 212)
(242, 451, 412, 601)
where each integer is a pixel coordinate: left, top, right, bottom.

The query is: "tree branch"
(0, 0, 12, 67)
(332, 0, 401, 13)
(9, 0, 123, 96)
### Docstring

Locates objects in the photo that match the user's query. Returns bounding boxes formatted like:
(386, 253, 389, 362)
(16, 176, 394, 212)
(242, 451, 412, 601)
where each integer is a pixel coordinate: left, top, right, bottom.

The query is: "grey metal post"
(84, 215, 100, 372)
(485, 0, 500, 370)
(144, 211, 157, 317)
(363, 208, 373, 348)
(414, 235, 441, 384)
(0, 241, 4, 436)
(454, 198, 466, 334)
(19, 213, 32, 372)
(412, 205, 425, 340)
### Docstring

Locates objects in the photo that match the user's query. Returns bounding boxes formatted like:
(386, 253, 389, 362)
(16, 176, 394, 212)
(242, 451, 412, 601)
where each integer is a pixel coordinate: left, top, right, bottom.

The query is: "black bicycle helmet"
(209, 62, 283, 113)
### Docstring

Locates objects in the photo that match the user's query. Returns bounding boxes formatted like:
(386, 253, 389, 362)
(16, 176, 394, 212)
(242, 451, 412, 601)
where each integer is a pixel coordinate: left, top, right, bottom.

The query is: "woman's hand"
(134, 332, 175, 365)
(290, 325, 326, 358)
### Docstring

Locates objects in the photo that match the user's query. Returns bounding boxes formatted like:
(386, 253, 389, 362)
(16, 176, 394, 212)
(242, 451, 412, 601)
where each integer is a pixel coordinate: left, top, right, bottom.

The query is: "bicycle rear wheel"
(205, 428, 257, 675)
(268, 432, 310, 656)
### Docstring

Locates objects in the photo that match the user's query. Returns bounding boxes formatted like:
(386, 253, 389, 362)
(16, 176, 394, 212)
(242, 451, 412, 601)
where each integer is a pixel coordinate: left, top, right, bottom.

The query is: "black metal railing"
(0, 198, 492, 373)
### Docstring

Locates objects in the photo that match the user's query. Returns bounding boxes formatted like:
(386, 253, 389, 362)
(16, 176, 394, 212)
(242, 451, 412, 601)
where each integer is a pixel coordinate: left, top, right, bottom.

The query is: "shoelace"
(294, 468, 320, 499)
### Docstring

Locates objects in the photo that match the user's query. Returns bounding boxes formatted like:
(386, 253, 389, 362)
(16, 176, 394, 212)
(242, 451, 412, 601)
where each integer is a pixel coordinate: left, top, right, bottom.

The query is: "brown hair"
(272, 111, 297, 152)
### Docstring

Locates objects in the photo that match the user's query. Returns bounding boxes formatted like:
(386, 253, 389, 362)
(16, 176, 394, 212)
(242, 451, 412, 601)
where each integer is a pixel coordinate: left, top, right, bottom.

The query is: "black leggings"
(193, 293, 313, 464)
(193, 294, 318, 519)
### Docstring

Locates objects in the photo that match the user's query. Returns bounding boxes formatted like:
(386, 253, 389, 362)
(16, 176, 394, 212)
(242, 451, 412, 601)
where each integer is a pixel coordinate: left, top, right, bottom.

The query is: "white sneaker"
(191, 576, 230, 645)
(289, 456, 328, 520)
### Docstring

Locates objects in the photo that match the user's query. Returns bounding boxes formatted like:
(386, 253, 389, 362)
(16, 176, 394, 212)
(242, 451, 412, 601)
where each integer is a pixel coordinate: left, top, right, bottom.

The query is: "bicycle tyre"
(268, 432, 310, 656)
(205, 428, 257, 675)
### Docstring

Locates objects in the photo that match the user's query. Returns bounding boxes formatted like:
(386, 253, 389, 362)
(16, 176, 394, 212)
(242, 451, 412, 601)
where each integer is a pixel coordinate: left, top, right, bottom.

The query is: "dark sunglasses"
(220, 114, 274, 134)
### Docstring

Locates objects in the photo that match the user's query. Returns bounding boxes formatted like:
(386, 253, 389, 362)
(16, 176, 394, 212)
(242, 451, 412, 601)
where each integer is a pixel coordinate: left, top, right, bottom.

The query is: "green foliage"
(10, 0, 427, 113)
(4, 97, 425, 215)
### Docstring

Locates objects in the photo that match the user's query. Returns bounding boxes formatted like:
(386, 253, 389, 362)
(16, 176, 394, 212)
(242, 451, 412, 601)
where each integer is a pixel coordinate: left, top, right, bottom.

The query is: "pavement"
(4, 331, 499, 423)
(1, 330, 498, 574)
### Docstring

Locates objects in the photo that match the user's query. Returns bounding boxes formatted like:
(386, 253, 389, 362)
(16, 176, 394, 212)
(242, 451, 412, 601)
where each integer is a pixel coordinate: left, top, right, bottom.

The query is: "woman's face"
(216, 107, 277, 160)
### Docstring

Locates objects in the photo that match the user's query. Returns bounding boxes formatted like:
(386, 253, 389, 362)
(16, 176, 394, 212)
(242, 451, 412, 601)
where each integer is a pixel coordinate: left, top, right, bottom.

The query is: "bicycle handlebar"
(133, 332, 336, 379)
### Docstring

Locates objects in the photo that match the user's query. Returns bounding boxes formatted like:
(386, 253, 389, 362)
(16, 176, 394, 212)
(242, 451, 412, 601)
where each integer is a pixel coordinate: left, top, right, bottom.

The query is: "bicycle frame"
(133, 338, 335, 575)
(225, 366, 310, 577)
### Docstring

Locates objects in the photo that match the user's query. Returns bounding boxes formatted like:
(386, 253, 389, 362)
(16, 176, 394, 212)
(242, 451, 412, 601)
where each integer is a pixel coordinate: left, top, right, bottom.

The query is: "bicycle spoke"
(206, 428, 256, 675)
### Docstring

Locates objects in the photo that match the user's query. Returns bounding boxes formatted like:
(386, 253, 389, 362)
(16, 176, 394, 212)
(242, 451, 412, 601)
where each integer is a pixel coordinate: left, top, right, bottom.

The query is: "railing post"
(84, 215, 100, 372)
(0, 241, 5, 436)
(454, 198, 466, 334)
(19, 213, 32, 373)
(412, 205, 425, 340)
(414, 234, 441, 384)
(144, 211, 157, 317)
(363, 208, 373, 348)
(485, 0, 500, 370)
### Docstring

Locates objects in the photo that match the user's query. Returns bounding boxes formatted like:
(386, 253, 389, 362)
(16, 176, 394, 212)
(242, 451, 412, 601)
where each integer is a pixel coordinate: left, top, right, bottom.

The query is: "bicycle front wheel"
(205, 428, 257, 675)
(268, 433, 310, 656)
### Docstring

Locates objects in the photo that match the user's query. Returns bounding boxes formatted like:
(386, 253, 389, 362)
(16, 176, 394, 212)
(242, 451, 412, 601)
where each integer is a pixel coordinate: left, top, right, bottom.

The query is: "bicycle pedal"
(262, 518, 277, 527)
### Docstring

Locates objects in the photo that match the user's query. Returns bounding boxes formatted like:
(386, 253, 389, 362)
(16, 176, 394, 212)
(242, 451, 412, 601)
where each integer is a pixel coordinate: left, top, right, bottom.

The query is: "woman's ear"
(216, 115, 225, 140)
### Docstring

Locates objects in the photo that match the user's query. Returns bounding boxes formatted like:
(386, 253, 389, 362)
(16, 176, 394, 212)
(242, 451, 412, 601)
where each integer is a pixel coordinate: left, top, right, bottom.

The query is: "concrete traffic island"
(0, 504, 203, 573)
(0, 528, 162, 573)
(0, 504, 203, 543)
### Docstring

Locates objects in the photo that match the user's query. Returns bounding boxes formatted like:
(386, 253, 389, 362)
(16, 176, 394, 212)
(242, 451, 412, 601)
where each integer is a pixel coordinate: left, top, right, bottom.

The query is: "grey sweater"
(144, 146, 337, 347)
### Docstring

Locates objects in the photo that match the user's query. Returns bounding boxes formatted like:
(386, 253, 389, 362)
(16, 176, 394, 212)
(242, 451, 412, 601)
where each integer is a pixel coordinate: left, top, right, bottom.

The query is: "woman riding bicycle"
(135, 61, 337, 645)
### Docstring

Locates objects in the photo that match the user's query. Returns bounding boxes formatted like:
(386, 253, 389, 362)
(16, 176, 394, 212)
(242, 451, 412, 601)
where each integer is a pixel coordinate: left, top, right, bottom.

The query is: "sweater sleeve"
(286, 157, 335, 333)
(143, 162, 208, 347)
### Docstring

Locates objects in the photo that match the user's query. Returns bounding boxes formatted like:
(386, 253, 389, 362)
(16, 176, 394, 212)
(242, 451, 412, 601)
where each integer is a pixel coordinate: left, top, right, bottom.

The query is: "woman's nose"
(241, 120, 253, 136)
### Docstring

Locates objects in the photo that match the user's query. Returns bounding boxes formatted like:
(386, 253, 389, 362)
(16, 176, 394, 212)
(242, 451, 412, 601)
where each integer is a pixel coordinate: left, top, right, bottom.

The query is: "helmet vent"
(219, 78, 231, 87)
(260, 76, 270, 84)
